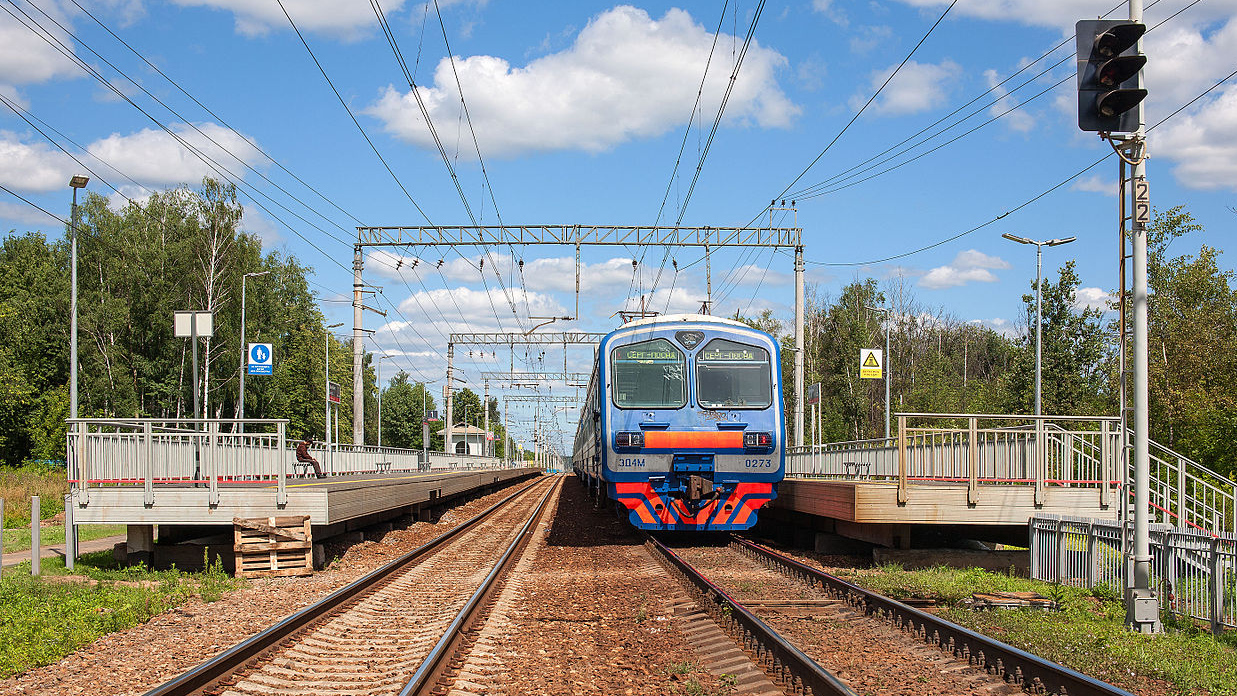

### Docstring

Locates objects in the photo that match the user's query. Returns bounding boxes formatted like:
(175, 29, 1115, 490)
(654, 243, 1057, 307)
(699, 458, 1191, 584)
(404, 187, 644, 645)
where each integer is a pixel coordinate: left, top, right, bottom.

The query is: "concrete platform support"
(126, 524, 155, 565)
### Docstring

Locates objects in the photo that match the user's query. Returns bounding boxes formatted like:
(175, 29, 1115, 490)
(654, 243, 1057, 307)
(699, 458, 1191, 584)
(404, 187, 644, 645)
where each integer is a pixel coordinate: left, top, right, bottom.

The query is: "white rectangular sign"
(173, 311, 213, 338)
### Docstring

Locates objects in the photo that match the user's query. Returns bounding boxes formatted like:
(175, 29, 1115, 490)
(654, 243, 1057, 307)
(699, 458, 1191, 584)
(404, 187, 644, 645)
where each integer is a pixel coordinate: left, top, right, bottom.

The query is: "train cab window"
(611, 338, 686, 409)
(696, 339, 772, 409)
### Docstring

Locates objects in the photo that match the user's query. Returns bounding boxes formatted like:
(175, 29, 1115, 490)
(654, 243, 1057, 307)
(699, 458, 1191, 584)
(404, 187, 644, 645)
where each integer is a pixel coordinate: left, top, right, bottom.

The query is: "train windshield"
(696, 339, 772, 409)
(611, 338, 686, 409)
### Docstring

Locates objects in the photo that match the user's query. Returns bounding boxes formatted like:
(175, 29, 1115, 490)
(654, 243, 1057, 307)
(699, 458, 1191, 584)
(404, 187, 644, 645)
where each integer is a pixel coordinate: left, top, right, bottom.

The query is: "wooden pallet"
(233, 516, 313, 578)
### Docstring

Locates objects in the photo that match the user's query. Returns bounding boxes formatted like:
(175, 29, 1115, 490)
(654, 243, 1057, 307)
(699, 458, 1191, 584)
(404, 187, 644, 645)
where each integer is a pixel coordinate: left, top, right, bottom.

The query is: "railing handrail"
(1134, 427, 1233, 487)
(896, 412, 1121, 422)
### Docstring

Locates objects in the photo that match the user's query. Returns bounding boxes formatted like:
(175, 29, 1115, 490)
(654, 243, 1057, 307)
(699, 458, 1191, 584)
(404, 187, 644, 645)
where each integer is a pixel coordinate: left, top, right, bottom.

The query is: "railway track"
(143, 476, 558, 696)
(647, 536, 1141, 696)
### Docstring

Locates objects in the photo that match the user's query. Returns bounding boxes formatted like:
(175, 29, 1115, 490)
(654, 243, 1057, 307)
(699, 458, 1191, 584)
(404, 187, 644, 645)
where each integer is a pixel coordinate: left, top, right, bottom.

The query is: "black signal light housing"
(1077, 20, 1147, 133)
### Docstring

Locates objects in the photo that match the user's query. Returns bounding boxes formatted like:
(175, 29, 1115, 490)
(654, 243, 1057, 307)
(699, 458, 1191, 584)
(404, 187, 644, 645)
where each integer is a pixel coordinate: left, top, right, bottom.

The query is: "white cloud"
(86, 123, 263, 187)
(0, 8, 81, 85)
(849, 25, 892, 54)
(0, 132, 79, 192)
(0, 199, 60, 227)
(969, 316, 1019, 338)
(1074, 287, 1112, 312)
(919, 249, 1010, 289)
(170, 0, 399, 38)
(723, 263, 792, 288)
(366, 6, 797, 156)
(854, 59, 960, 116)
(367, 250, 657, 296)
(1071, 174, 1116, 196)
(239, 205, 281, 245)
(1154, 84, 1237, 191)
(983, 68, 1034, 133)
(812, 0, 848, 27)
(891, 1, 1237, 191)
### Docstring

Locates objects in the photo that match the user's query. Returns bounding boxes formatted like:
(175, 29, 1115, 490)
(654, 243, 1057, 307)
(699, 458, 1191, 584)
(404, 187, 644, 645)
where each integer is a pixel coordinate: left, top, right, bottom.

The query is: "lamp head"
(245, 270, 271, 278)
(1002, 233, 1033, 245)
(69, 175, 89, 189)
(1045, 236, 1077, 247)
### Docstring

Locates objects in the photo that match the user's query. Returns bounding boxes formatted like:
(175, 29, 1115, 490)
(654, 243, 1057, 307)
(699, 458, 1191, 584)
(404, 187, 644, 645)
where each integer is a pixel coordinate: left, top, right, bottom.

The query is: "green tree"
(1008, 261, 1114, 416)
(1145, 206, 1237, 477)
(379, 373, 438, 450)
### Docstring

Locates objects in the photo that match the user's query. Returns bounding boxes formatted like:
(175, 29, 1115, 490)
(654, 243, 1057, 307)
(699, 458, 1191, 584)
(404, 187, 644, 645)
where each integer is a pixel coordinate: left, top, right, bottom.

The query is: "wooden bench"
(375, 461, 392, 472)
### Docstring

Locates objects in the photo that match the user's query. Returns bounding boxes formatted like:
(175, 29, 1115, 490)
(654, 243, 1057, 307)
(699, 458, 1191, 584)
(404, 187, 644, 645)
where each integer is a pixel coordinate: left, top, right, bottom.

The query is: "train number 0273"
(617, 457, 646, 467)
(744, 458, 773, 468)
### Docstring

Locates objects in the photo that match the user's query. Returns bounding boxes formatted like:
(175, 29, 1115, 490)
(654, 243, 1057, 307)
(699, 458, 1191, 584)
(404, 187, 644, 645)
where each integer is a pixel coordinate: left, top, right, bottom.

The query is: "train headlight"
(615, 431, 644, 449)
(743, 432, 773, 451)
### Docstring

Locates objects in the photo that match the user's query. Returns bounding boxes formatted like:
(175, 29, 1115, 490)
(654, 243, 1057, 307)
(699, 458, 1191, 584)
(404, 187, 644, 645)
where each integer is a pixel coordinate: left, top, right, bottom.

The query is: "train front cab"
(599, 320, 784, 531)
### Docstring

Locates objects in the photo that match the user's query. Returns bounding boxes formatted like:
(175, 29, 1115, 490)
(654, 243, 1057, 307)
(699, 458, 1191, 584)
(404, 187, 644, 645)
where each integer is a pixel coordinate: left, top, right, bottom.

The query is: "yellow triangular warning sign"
(863, 353, 879, 368)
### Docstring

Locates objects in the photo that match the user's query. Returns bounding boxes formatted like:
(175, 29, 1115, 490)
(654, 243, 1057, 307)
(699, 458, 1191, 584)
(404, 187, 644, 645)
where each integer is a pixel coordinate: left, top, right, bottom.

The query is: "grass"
(1, 463, 123, 555)
(3, 524, 126, 555)
(0, 550, 242, 679)
(847, 564, 1237, 696)
(0, 462, 67, 528)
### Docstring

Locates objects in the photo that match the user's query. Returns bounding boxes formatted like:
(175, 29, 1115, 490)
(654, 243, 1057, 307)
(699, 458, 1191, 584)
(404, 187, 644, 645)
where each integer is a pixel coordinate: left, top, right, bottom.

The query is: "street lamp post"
(865, 305, 892, 440)
(1002, 234, 1077, 417)
(68, 176, 88, 420)
(238, 271, 270, 432)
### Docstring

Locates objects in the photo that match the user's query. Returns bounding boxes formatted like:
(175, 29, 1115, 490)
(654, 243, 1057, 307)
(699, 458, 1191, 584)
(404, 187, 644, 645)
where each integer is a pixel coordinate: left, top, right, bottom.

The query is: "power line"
(759, 0, 959, 218)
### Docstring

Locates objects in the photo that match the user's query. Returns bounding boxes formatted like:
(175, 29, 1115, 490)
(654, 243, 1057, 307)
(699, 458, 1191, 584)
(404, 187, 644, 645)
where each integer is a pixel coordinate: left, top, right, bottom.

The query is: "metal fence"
(67, 418, 510, 507)
(1031, 514, 1236, 632)
(787, 414, 1121, 507)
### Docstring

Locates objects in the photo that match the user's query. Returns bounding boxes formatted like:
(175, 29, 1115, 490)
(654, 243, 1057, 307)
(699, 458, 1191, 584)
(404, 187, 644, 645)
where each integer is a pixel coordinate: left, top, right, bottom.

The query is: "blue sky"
(2, 0, 1235, 449)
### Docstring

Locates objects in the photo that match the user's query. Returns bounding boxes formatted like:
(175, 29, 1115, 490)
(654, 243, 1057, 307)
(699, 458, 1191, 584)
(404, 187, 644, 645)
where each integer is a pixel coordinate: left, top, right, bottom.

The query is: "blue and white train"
(572, 314, 785, 531)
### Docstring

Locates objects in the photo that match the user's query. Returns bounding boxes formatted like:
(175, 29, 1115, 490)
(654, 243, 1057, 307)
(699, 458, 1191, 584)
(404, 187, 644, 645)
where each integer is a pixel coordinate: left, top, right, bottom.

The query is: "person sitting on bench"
(296, 438, 326, 479)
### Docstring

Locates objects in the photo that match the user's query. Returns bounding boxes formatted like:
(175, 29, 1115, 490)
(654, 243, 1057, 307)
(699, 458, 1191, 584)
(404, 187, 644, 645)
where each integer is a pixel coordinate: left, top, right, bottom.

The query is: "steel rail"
(400, 476, 560, 695)
(732, 537, 1139, 696)
(645, 536, 860, 696)
(142, 475, 547, 696)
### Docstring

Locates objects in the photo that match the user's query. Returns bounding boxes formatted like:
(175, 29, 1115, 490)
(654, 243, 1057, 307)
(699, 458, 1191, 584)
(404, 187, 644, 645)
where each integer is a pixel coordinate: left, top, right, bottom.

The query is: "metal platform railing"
(67, 418, 508, 507)
(788, 412, 1236, 537)
(788, 413, 1122, 507)
(1031, 514, 1236, 632)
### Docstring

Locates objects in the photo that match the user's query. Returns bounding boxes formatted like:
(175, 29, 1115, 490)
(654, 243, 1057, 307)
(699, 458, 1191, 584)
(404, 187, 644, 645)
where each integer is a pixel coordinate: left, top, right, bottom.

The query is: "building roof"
(436, 424, 489, 436)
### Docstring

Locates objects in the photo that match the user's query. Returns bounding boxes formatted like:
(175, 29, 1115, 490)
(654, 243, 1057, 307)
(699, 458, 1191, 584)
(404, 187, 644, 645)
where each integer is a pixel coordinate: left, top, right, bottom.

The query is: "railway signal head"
(1077, 19, 1147, 133)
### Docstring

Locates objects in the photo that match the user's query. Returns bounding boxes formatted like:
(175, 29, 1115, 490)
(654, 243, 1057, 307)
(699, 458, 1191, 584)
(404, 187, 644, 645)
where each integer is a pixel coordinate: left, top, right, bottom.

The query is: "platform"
(73, 468, 542, 527)
(769, 477, 1119, 548)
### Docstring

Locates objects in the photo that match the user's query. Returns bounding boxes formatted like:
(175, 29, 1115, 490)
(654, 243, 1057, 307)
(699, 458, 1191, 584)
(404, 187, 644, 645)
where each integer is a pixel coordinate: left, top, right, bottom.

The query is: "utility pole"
(1128, 0, 1158, 634)
(352, 245, 364, 445)
(483, 379, 490, 457)
(794, 244, 805, 447)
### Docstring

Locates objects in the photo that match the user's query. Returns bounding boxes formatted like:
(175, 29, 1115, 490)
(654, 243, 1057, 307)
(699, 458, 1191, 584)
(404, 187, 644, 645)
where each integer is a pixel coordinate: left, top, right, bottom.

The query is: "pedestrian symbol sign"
(860, 349, 883, 379)
(248, 343, 273, 375)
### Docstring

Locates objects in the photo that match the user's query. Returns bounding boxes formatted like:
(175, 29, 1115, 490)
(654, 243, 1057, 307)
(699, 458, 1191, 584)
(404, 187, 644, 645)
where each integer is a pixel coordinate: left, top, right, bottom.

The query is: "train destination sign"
(615, 341, 680, 363)
(700, 347, 759, 362)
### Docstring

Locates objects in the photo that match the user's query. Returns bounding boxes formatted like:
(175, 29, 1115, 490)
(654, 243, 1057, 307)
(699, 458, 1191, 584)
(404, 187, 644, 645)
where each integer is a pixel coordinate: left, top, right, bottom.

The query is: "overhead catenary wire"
(756, 0, 959, 222)
(647, 0, 766, 312)
(370, 0, 527, 333)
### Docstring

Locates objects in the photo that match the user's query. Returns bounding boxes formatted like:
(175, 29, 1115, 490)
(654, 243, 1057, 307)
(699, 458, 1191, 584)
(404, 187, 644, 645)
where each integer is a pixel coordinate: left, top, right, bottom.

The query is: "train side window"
(695, 338, 772, 409)
(611, 338, 686, 409)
